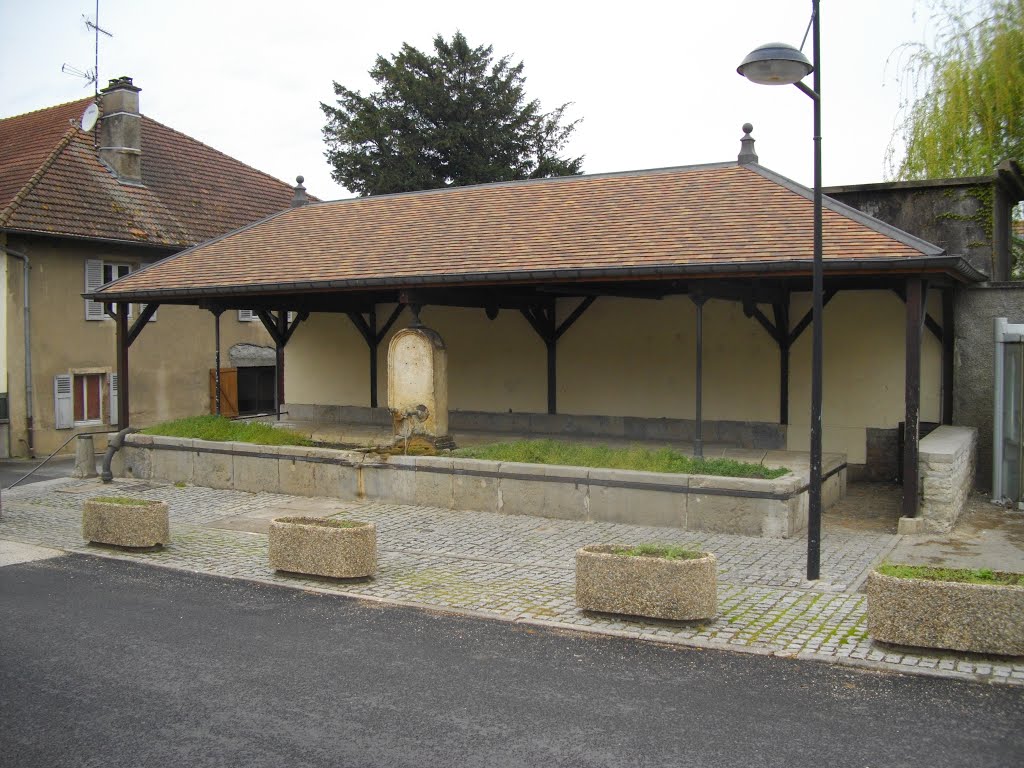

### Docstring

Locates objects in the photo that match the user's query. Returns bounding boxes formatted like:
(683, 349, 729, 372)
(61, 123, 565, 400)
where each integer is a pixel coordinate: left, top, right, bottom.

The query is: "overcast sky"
(2, 0, 957, 201)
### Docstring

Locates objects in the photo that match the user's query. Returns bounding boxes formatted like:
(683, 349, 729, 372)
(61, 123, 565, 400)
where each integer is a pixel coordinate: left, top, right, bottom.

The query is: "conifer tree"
(322, 32, 583, 196)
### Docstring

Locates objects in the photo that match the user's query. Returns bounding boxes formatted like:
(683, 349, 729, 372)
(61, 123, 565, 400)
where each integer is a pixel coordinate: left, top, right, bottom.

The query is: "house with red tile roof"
(1, 76, 308, 457)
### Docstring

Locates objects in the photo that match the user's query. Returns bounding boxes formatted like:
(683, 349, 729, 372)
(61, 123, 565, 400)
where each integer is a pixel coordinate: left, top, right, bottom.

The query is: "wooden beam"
(255, 310, 285, 347)
(903, 277, 924, 519)
(125, 303, 159, 348)
(554, 296, 596, 341)
(375, 304, 405, 344)
(788, 290, 837, 346)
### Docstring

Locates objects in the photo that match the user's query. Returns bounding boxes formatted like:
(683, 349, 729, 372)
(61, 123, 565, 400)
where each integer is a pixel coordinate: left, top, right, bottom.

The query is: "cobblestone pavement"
(3, 478, 1022, 686)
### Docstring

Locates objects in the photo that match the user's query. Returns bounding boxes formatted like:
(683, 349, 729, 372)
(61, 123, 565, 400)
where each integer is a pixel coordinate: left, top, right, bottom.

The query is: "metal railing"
(3, 429, 109, 493)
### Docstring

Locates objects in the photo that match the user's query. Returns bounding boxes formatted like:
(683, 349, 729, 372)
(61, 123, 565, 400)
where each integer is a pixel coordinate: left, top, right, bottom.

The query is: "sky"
(1, 0, 957, 201)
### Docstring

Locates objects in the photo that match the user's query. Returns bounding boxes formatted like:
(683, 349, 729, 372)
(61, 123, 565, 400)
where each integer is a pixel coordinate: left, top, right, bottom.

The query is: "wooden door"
(209, 368, 239, 418)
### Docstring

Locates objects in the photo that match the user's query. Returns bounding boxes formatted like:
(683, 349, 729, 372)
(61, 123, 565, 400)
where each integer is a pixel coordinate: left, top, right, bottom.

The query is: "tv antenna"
(61, 1, 113, 94)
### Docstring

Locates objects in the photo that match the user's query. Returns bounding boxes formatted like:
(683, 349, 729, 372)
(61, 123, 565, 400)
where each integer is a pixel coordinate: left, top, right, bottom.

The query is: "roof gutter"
(88, 254, 984, 303)
(3, 245, 34, 457)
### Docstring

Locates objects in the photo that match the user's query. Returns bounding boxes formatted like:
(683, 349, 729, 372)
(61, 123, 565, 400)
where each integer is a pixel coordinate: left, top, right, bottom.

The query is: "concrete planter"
(867, 570, 1024, 656)
(575, 545, 717, 620)
(82, 497, 170, 548)
(268, 517, 376, 579)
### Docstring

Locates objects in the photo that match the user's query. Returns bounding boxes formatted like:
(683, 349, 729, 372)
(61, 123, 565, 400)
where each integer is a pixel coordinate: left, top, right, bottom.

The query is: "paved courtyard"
(2, 476, 1022, 686)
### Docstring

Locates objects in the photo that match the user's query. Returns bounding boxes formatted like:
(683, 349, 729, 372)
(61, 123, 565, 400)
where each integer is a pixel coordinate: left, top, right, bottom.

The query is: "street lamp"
(738, 1, 823, 581)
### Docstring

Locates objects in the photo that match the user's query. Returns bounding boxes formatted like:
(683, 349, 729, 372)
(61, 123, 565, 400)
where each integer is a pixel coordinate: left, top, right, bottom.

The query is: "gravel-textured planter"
(576, 545, 717, 620)
(867, 570, 1024, 656)
(83, 497, 170, 548)
(268, 517, 376, 578)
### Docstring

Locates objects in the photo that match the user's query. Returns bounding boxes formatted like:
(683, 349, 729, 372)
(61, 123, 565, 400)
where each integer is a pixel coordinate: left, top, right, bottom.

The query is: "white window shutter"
(108, 372, 118, 424)
(141, 303, 157, 321)
(54, 375, 73, 429)
(238, 309, 255, 322)
(288, 311, 296, 323)
(85, 260, 106, 320)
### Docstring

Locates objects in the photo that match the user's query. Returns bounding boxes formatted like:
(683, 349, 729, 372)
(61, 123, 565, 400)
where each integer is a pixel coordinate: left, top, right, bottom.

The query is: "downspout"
(3, 246, 34, 457)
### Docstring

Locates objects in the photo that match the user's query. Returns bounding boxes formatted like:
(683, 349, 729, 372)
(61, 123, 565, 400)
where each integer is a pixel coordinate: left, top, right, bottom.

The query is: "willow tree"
(890, 0, 1023, 178)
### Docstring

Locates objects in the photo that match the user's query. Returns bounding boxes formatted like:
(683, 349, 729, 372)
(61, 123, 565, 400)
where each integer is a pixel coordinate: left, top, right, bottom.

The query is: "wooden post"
(276, 311, 287, 420)
(692, 295, 707, 458)
(213, 309, 222, 416)
(903, 278, 924, 519)
(369, 306, 378, 408)
(116, 303, 130, 430)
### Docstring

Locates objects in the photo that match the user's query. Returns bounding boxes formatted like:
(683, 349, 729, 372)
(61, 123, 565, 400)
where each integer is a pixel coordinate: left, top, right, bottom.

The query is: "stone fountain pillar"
(387, 326, 454, 451)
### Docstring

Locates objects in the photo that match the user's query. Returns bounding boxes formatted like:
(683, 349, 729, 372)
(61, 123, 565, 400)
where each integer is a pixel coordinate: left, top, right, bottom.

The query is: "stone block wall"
(953, 283, 1024, 491)
(919, 426, 977, 532)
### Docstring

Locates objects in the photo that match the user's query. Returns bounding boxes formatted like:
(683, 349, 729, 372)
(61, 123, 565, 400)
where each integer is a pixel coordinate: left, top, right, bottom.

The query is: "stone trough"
(112, 434, 847, 538)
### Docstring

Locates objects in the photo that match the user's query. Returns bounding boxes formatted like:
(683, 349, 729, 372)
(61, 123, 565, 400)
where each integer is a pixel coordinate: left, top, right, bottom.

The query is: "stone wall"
(918, 426, 978, 532)
(953, 283, 1024, 490)
(113, 434, 848, 538)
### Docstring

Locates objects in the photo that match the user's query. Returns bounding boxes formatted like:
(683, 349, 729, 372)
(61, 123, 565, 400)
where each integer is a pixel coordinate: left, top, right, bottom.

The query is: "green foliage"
(321, 31, 583, 196)
(878, 563, 1024, 586)
(91, 496, 153, 506)
(452, 439, 790, 479)
(141, 415, 312, 446)
(890, 0, 1023, 180)
(611, 544, 705, 560)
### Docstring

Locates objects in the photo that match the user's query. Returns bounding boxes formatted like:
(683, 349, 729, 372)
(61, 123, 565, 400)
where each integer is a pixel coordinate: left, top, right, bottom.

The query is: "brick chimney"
(98, 76, 142, 184)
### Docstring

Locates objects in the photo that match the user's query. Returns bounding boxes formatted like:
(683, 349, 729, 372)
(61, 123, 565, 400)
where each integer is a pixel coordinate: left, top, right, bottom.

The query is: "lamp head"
(737, 42, 813, 85)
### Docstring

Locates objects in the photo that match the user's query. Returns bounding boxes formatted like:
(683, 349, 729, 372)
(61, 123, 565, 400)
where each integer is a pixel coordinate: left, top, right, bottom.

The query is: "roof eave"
(88, 254, 981, 303)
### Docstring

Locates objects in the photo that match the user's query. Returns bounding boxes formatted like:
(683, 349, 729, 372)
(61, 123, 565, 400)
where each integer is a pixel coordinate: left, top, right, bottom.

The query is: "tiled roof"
(0, 98, 304, 246)
(96, 162, 962, 300)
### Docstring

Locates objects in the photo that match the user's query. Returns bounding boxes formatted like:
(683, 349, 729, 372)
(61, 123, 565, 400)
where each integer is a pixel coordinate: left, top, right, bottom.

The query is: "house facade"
(1, 77, 306, 457)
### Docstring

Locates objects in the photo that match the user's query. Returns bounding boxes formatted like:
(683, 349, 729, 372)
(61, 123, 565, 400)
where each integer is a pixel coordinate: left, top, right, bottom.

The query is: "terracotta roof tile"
(0, 98, 308, 246)
(97, 163, 955, 299)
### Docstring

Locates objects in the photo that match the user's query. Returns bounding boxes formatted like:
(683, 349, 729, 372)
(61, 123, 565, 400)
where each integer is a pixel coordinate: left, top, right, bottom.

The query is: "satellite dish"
(80, 102, 99, 132)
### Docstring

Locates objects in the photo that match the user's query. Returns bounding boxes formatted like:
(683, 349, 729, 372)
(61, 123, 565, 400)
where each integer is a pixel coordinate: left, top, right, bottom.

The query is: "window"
(239, 310, 296, 323)
(84, 259, 155, 321)
(54, 372, 117, 428)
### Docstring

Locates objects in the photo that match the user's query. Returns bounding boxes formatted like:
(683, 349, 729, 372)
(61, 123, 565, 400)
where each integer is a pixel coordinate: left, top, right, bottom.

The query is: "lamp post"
(738, 0, 823, 581)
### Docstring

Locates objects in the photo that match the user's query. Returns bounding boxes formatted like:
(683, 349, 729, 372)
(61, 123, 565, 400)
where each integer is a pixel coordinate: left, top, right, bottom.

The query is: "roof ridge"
(140, 113, 313, 199)
(0, 96, 94, 124)
(0, 124, 81, 227)
(316, 160, 740, 206)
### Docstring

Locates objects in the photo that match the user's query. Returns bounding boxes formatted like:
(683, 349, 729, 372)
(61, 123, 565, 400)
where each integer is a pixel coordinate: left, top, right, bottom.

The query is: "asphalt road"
(1, 554, 1021, 768)
(0, 455, 79, 490)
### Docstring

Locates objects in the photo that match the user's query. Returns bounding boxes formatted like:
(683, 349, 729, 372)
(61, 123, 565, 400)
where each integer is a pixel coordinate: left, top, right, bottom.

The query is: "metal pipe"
(807, 0, 823, 581)
(100, 426, 139, 483)
(4, 246, 34, 457)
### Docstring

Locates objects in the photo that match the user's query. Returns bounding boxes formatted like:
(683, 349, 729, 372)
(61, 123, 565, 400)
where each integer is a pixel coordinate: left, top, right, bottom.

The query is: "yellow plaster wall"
(285, 305, 547, 412)
(5, 238, 275, 456)
(785, 290, 943, 463)
(558, 296, 779, 421)
(286, 290, 943, 464)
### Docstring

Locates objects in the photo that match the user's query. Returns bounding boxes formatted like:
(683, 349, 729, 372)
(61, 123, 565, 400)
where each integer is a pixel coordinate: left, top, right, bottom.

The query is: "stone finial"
(738, 123, 758, 165)
(291, 175, 309, 207)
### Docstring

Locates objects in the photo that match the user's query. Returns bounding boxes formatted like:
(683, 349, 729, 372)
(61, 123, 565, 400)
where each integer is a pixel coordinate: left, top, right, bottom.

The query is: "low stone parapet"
(114, 434, 846, 538)
(914, 426, 978, 533)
